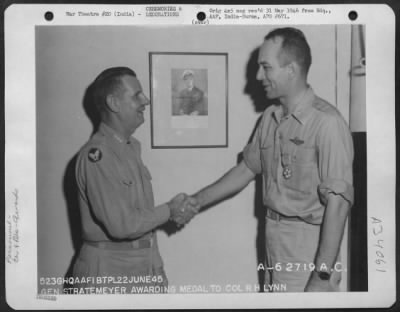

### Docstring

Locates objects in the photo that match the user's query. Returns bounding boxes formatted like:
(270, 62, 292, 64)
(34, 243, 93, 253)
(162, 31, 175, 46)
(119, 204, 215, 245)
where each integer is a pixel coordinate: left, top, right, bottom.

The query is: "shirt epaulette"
(312, 96, 341, 117)
(80, 132, 107, 152)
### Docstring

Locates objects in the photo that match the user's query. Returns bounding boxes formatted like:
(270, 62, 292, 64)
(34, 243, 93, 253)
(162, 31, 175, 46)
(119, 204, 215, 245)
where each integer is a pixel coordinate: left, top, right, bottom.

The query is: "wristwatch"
(315, 269, 331, 281)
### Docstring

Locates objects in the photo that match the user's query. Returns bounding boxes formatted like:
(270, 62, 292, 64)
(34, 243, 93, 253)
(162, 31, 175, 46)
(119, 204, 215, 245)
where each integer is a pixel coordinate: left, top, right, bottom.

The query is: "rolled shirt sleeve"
(316, 115, 354, 206)
(76, 144, 170, 241)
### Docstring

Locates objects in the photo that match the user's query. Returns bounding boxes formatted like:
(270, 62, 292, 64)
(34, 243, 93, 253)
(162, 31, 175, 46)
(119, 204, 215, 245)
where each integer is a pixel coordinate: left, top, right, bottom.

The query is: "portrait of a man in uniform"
(171, 69, 208, 116)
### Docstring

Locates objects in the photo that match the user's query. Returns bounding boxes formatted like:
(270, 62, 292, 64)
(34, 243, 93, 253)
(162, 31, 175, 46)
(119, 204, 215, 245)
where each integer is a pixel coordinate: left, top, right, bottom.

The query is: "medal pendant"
(283, 166, 292, 179)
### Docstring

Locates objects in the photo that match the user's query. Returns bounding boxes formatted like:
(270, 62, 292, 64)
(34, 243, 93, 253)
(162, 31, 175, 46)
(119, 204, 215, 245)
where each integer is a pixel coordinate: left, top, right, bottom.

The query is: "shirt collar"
(99, 122, 133, 145)
(291, 87, 315, 124)
(272, 87, 315, 125)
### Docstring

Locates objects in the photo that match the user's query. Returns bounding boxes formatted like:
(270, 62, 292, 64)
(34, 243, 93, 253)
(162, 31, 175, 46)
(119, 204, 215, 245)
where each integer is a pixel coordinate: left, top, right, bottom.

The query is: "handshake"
(168, 193, 201, 226)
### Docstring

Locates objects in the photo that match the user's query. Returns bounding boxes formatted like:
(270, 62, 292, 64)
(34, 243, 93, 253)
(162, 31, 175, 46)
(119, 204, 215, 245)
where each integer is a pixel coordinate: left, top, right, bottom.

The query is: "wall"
(36, 25, 342, 290)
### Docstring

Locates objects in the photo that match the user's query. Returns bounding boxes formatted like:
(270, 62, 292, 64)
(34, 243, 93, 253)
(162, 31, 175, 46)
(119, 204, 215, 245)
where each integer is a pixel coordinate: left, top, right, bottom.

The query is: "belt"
(84, 238, 152, 250)
(266, 208, 303, 222)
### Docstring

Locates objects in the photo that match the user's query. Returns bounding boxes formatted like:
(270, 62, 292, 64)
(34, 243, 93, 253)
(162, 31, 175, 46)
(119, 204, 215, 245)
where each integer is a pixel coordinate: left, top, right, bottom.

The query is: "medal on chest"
(282, 166, 292, 179)
(281, 153, 292, 180)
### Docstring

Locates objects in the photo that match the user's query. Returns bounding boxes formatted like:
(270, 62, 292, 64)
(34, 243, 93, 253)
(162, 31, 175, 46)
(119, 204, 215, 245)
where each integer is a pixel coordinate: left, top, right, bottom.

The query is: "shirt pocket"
(282, 146, 317, 194)
(120, 174, 136, 204)
(119, 167, 136, 188)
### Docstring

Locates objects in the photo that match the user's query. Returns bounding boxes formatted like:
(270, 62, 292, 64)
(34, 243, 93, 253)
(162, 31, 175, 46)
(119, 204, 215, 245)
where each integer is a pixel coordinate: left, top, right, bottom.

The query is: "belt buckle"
(130, 238, 152, 249)
(129, 240, 139, 249)
(267, 209, 279, 221)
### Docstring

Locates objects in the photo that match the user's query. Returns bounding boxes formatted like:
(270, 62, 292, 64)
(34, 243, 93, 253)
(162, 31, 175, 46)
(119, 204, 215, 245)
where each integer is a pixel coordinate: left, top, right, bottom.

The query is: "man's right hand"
(168, 193, 200, 226)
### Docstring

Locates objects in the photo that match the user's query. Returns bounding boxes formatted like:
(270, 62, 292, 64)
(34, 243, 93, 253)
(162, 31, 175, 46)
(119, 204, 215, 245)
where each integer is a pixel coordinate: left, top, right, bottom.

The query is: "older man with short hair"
(73, 67, 197, 293)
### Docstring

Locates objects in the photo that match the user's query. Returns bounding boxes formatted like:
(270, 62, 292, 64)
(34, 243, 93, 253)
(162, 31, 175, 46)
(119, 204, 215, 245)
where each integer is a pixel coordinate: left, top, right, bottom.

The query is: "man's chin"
(265, 93, 276, 100)
(133, 118, 145, 130)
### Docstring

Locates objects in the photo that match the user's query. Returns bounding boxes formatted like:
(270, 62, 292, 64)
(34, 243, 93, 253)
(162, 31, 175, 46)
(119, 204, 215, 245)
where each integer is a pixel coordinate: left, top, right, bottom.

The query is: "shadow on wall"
(82, 82, 101, 135)
(244, 47, 270, 113)
(62, 80, 100, 286)
(62, 153, 81, 284)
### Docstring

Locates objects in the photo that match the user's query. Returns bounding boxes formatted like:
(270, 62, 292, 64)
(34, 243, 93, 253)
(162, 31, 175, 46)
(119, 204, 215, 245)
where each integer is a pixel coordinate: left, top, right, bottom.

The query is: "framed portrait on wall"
(149, 52, 228, 148)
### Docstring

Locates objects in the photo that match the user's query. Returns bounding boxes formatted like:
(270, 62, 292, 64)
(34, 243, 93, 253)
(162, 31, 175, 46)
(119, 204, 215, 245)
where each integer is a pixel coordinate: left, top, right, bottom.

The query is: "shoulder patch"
(88, 148, 102, 163)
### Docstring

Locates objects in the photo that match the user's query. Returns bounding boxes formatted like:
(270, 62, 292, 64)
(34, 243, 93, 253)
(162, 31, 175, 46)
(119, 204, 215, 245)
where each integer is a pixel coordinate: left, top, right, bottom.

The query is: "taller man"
(191, 28, 354, 292)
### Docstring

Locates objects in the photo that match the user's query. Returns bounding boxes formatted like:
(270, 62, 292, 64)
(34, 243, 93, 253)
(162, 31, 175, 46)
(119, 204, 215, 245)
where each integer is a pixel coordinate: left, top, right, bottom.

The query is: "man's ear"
(286, 62, 297, 79)
(287, 62, 301, 79)
(105, 94, 120, 113)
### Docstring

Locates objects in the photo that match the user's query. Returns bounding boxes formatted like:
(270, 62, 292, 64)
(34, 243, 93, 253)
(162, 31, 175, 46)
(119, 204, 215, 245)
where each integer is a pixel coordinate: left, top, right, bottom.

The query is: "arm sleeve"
(77, 146, 170, 240)
(242, 116, 264, 175)
(317, 116, 354, 206)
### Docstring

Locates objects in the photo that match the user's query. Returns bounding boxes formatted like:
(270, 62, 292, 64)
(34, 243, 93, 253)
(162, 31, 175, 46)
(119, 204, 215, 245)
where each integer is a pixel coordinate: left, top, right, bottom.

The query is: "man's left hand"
(304, 272, 334, 292)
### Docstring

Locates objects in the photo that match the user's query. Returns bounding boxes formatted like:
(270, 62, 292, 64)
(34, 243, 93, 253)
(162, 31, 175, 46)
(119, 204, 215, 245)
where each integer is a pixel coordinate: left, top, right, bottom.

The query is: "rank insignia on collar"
(290, 137, 304, 145)
(88, 148, 102, 163)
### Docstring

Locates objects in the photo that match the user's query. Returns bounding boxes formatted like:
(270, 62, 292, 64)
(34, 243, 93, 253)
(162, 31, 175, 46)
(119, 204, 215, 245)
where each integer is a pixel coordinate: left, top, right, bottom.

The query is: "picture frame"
(149, 52, 228, 148)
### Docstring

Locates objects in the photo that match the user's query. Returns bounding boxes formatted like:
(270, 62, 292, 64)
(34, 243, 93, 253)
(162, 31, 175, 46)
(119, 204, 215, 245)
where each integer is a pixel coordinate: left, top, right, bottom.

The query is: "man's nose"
(143, 95, 150, 106)
(256, 66, 264, 81)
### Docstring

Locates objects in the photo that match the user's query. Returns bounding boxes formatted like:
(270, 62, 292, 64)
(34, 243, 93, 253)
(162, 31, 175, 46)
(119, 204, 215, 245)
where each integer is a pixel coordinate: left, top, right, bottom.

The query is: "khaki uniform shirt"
(243, 88, 354, 224)
(75, 123, 170, 267)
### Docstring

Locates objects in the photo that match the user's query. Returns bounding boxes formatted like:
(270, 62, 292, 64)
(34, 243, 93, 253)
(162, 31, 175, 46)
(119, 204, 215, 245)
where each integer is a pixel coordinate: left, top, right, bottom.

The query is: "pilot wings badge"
(289, 137, 305, 145)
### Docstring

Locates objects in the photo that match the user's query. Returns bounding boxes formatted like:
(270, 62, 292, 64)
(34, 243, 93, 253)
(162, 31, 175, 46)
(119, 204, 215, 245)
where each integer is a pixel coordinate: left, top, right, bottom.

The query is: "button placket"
(274, 123, 283, 184)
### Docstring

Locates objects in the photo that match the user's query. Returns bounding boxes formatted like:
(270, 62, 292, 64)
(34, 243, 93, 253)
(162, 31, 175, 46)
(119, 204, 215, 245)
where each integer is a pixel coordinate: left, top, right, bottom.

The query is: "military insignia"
(88, 148, 102, 163)
(290, 137, 304, 145)
(282, 166, 292, 179)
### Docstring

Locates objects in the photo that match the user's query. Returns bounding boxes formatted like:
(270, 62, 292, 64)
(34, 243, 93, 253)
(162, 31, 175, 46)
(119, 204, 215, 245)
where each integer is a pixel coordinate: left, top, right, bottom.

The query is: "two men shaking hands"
(168, 193, 200, 226)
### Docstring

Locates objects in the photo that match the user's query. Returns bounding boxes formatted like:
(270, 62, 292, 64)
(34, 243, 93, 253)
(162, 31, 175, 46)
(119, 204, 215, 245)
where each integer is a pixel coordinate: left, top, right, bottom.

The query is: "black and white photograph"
(4, 4, 396, 310)
(171, 68, 208, 117)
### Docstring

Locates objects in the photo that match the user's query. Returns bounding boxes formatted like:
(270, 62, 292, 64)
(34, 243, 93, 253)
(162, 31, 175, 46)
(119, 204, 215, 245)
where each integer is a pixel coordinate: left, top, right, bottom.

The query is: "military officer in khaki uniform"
(190, 28, 353, 292)
(73, 67, 197, 293)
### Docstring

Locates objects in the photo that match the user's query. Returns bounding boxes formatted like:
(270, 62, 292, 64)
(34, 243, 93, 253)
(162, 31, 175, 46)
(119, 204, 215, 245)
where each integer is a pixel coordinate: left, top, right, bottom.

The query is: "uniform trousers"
(265, 217, 341, 292)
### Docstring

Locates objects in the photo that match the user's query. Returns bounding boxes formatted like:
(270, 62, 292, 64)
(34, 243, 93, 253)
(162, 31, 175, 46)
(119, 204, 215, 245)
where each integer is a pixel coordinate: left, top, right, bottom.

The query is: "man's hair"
(265, 27, 312, 75)
(182, 69, 194, 80)
(91, 67, 137, 115)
